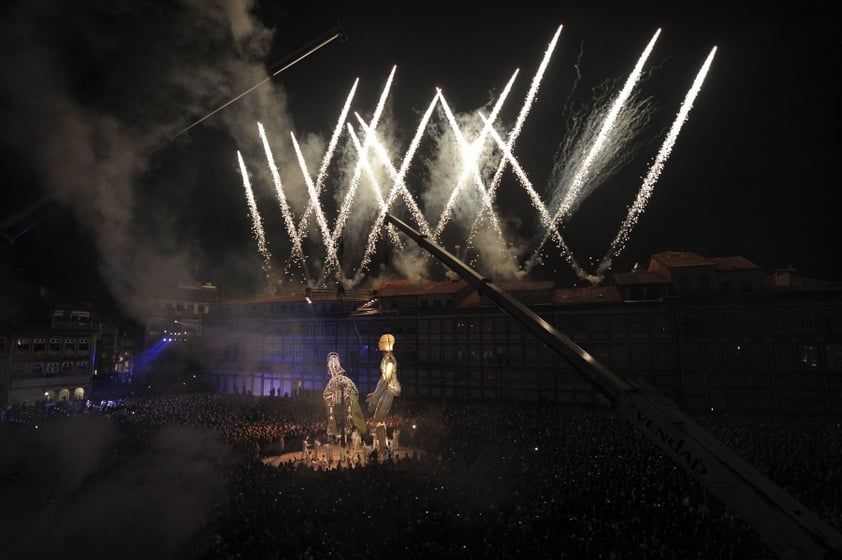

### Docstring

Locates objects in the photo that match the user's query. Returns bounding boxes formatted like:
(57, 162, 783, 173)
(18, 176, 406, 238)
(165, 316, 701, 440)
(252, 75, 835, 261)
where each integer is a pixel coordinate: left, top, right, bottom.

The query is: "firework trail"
(325, 66, 398, 285)
(351, 90, 443, 284)
(292, 78, 359, 263)
(526, 29, 661, 273)
(430, 69, 519, 239)
(353, 113, 431, 235)
(257, 122, 310, 280)
(289, 131, 341, 279)
(237, 24, 715, 290)
(466, 24, 563, 246)
(478, 113, 587, 279)
(597, 46, 718, 276)
(343, 123, 403, 247)
(237, 150, 272, 278)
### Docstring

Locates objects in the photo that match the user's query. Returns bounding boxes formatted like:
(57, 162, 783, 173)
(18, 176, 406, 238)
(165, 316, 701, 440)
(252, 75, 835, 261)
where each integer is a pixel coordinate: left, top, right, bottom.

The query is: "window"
(796, 308, 814, 332)
(64, 338, 76, 353)
(799, 344, 818, 368)
(651, 314, 670, 338)
(32, 363, 44, 376)
(653, 344, 672, 370)
(49, 337, 62, 353)
(826, 343, 842, 370)
(590, 315, 607, 336)
(70, 311, 91, 325)
(631, 345, 650, 370)
(682, 343, 702, 371)
(33, 338, 46, 353)
(62, 361, 74, 372)
(772, 343, 793, 370)
(629, 314, 648, 339)
(78, 338, 90, 353)
(609, 315, 626, 338)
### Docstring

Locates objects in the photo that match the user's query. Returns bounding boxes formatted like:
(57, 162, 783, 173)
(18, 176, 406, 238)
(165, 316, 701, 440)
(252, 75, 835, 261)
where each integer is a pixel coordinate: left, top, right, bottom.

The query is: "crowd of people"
(1, 390, 840, 559)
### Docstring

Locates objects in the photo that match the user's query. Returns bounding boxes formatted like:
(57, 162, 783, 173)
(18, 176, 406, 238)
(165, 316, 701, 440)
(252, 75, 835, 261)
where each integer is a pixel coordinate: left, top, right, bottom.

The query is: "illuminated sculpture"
(366, 332, 401, 453)
(323, 352, 367, 441)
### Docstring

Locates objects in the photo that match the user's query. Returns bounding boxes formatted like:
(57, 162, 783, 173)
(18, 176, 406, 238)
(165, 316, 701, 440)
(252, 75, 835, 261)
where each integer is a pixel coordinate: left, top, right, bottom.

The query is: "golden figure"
(366, 333, 401, 452)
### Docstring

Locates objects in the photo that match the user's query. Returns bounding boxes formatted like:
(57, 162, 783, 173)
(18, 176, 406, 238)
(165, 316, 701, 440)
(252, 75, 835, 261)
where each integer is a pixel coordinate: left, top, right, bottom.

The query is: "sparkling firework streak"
(467, 24, 563, 246)
(431, 73, 518, 240)
(351, 91, 443, 284)
(236, 24, 715, 289)
(343, 124, 403, 248)
(478, 112, 587, 279)
(527, 28, 661, 272)
(293, 79, 360, 255)
(237, 150, 272, 276)
(353, 114, 431, 235)
(258, 122, 308, 279)
(597, 46, 718, 276)
(327, 66, 398, 269)
(289, 131, 341, 278)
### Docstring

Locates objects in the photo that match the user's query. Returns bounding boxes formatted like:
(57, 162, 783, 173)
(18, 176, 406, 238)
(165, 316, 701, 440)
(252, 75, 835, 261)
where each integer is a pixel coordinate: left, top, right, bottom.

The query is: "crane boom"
(384, 212, 842, 560)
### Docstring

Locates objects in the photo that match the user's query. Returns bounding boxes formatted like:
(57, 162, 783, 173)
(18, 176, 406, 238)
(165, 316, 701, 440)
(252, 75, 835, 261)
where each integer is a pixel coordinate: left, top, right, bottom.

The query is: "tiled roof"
(650, 251, 713, 268)
(613, 271, 669, 285)
(710, 256, 761, 271)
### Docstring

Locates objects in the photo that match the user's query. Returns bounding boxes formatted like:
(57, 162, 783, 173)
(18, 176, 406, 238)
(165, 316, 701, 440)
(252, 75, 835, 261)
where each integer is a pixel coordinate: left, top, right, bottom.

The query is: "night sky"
(0, 2, 837, 320)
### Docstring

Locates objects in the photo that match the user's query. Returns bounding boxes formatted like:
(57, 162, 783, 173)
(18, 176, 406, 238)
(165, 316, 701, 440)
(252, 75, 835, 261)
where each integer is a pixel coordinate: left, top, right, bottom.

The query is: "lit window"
(799, 344, 818, 368)
(70, 311, 91, 324)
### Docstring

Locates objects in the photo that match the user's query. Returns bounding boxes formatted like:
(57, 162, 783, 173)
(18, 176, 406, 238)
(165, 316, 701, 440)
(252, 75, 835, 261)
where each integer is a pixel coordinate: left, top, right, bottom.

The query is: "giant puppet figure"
(366, 332, 401, 452)
(323, 352, 367, 440)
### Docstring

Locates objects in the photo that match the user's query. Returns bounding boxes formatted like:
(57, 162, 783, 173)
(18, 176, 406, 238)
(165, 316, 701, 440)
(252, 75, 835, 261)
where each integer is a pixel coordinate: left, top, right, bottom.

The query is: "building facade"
(195, 252, 842, 415)
(6, 306, 100, 405)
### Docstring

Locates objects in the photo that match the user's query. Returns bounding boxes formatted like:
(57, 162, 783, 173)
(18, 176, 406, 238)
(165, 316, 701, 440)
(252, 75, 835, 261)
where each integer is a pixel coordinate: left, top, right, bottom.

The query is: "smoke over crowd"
(0, 0, 308, 318)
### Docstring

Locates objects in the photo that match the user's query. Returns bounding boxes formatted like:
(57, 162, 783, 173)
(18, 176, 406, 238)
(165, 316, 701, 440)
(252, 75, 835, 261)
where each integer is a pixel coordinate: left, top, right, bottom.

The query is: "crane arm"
(385, 212, 842, 560)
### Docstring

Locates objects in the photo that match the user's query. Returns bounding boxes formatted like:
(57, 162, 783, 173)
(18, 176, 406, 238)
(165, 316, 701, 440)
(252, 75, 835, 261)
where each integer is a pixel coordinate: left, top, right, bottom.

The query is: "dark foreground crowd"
(1, 392, 840, 560)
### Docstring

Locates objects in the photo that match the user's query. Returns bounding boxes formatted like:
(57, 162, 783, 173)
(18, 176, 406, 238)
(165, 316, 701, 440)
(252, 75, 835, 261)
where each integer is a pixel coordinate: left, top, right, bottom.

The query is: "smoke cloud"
(0, 0, 297, 317)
